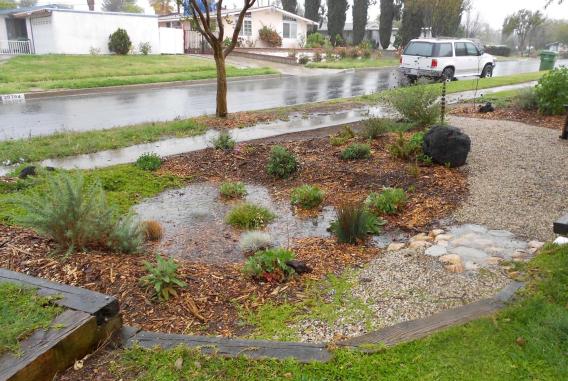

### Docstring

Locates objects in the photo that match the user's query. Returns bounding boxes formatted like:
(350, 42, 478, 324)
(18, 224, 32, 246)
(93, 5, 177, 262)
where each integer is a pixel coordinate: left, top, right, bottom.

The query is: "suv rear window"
(404, 42, 433, 57)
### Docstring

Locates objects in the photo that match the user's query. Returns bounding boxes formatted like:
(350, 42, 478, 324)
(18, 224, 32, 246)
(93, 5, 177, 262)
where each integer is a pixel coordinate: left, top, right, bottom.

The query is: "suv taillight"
(400, 56, 403, 64)
(431, 59, 438, 68)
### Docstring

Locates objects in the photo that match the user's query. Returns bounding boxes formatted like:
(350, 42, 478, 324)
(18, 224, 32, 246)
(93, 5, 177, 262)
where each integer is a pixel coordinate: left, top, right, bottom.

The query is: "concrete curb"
(20, 74, 287, 100)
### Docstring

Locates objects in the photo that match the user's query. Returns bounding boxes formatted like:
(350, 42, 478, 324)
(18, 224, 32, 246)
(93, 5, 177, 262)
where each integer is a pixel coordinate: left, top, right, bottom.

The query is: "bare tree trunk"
(214, 48, 228, 118)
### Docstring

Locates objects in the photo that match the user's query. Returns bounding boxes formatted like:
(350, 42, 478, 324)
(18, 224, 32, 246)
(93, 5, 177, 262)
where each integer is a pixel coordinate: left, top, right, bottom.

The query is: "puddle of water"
(445, 81, 536, 105)
(133, 182, 336, 264)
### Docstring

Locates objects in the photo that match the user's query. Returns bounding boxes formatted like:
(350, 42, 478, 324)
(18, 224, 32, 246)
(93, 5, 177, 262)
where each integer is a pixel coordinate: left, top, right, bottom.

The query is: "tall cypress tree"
(281, 0, 297, 13)
(379, 0, 395, 49)
(304, 0, 321, 23)
(399, 0, 424, 46)
(327, 0, 349, 45)
(352, 0, 370, 45)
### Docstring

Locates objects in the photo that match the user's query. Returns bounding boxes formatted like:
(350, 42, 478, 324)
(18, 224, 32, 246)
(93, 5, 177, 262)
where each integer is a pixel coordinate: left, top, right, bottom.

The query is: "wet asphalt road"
(0, 58, 566, 141)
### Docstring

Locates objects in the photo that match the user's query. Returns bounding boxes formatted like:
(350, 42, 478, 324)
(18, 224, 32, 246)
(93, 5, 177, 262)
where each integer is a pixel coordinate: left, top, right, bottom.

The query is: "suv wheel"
(441, 67, 455, 82)
(481, 64, 493, 78)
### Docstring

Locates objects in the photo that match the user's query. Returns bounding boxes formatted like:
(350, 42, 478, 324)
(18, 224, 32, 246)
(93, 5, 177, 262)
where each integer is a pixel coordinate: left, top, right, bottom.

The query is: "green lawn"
(0, 72, 544, 165)
(0, 55, 277, 94)
(307, 56, 400, 69)
(111, 243, 568, 380)
(0, 282, 62, 354)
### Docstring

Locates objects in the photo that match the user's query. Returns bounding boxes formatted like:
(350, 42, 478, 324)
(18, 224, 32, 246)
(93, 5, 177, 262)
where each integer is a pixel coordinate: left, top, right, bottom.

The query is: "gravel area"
(296, 247, 509, 343)
(449, 116, 568, 241)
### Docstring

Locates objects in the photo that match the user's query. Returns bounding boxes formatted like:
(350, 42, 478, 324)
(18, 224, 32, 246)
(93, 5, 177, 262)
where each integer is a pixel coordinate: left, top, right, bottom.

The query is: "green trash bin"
(539, 50, 557, 71)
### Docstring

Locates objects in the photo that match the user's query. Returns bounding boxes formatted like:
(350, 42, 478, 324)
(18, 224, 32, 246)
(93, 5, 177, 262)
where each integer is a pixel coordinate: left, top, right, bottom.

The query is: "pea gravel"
(449, 116, 568, 241)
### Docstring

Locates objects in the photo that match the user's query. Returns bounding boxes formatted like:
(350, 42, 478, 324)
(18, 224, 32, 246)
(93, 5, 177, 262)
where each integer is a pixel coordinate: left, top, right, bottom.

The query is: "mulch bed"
(0, 131, 467, 339)
(450, 105, 565, 131)
(160, 133, 467, 229)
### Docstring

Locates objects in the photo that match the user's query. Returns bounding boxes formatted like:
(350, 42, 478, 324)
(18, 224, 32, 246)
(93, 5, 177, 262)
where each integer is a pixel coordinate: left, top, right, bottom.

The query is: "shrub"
(14, 173, 142, 254)
(388, 131, 424, 160)
(388, 85, 440, 126)
(219, 181, 247, 199)
(313, 51, 323, 62)
(138, 42, 151, 55)
(239, 231, 273, 253)
(135, 153, 162, 171)
(141, 255, 186, 302)
(330, 125, 355, 146)
(341, 143, 371, 160)
(306, 32, 327, 48)
(298, 55, 309, 65)
(324, 46, 335, 61)
(330, 203, 384, 244)
(212, 131, 236, 150)
(347, 47, 361, 59)
(288, 49, 297, 58)
(484, 45, 511, 56)
(535, 68, 568, 115)
(225, 203, 276, 229)
(242, 248, 295, 281)
(365, 188, 407, 215)
(335, 47, 347, 58)
(513, 88, 539, 111)
(258, 26, 282, 47)
(290, 184, 325, 209)
(361, 118, 393, 139)
(108, 28, 131, 55)
(143, 220, 164, 241)
(267, 145, 298, 179)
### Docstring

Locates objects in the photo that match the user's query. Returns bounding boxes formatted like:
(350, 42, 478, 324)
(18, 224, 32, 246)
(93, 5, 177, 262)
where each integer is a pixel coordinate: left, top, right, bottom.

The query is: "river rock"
(409, 240, 431, 249)
(425, 245, 448, 257)
(439, 254, 464, 273)
(422, 125, 471, 168)
(387, 242, 406, 252)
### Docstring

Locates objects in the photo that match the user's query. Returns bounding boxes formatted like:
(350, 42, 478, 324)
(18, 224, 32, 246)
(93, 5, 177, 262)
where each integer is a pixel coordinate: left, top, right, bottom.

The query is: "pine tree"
(399, 0, 424, 47)
(281, 0, 297, 13)
(304, 0, 321, 22)
(327, 0, 349, 45)
(352, 0, 370, 45)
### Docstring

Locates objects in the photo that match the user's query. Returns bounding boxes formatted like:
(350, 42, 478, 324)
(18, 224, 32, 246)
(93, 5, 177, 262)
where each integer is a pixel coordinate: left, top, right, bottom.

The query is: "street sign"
(1, 93, 25, 104)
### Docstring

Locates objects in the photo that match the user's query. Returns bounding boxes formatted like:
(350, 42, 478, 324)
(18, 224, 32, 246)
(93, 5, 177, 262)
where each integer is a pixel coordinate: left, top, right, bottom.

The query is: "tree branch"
(224, 0, 257, 57)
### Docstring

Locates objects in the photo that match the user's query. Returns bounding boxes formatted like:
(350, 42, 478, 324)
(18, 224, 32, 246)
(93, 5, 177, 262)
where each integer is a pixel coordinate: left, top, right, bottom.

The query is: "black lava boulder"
(286, 260, 313, 275)
(478, 102, 495, 113)
(423, 125, 471, 168)
(18, 166, 36, 179)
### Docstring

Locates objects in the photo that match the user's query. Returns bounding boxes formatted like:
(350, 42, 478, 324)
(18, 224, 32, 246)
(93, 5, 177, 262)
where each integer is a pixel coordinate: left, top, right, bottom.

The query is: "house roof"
(159, 5, 318, 25)
(0, 4, 69, 16)
(0, 4, 156, 18)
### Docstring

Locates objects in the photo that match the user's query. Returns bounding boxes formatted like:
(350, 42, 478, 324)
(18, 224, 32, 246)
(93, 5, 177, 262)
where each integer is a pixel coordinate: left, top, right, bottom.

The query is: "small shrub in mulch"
(365, 188, 408, 215)
(219, 181, 247, 199)
(141, 255, 186, 302)
(290, 184, 325, 209)
(211, 131, 236, 150)
(267, 145, 298, 179)
(387, 85, 440, 127)
(388, 131, 424, 161)
(242, 248, 296, 282)
(330, 203, 385, 244)
(225, 203, 276, 230)
(135, 153, 162, 171)
(340, 143, 371, 160)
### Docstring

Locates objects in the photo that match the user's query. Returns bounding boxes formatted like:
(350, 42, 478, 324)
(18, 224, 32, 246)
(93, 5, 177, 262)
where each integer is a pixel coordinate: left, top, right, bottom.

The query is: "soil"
(450, 105, 566, 131)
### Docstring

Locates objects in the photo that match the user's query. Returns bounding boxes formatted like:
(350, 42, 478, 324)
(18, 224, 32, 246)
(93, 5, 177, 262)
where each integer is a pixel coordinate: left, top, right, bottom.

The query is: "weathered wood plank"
(0, 310, 96, 381)
(553, 214, 568, 235)
(339, 282, 524, 348)
(0, 268, 118, 324)
(125, 331, 331, 363)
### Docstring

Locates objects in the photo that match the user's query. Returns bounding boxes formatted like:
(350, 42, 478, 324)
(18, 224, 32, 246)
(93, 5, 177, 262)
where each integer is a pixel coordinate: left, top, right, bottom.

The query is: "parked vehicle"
(399, 38, 496, 81)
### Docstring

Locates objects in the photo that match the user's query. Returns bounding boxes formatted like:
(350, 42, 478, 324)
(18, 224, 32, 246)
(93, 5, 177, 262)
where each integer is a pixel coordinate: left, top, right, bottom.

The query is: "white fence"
(158, 27, 184, 55)
(0, 40, 32, 55)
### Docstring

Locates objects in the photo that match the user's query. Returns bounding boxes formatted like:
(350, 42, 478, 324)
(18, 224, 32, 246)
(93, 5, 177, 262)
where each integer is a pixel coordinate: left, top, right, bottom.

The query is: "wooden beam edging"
(122, 329, 332, 363)
(0, 268, 119, 325)
(337, 281, 524, 348)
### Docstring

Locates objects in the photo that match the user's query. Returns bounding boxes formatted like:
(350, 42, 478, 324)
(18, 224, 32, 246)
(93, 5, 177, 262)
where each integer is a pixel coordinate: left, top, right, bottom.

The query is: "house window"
(282, 15, 297, 39)
(239, 13, 252, 36)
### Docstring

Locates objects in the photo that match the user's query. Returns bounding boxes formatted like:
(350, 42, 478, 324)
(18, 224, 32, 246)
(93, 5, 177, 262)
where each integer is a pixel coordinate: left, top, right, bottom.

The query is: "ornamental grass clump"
(329, 125, 355, 146)
(330, 202, 385, 244)
(239, 231, 273, 254)
(267, 145, 298, 179)
(242, 248, 296, 282)
(142, 220, 164, 241)
(141, 255, 186, 302)
(13, 173, 142, 254)
(340, 143, 371, 160)
(225, 203, 276, 230)
(290, 184, 325, 209)
(388, 131, 424, 161)
(135, 153, 162, 171)
(365, 188, 408, 215)
(219, 181, 247, 199)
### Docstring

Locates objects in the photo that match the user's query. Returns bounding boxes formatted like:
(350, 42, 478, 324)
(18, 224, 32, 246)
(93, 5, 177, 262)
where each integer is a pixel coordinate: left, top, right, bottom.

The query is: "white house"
(0, 5, 182, 55)
(159, 5, 318, 52)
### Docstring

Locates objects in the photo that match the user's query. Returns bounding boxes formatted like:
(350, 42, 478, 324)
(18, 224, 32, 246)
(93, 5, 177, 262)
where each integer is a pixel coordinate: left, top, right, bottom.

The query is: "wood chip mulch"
(450, 105, 565, 131)
(0, 224, 379, 337)
(160, 134, 467, 229)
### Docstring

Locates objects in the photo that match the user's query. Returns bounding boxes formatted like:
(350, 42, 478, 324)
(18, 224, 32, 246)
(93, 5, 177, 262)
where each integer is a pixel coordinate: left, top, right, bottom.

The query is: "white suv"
(399, 38, 496, 81)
